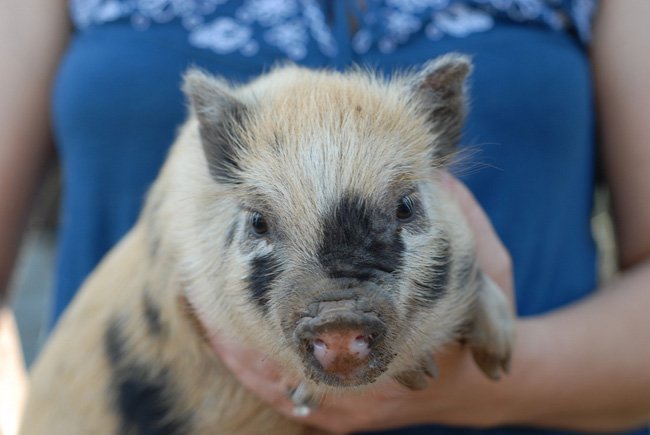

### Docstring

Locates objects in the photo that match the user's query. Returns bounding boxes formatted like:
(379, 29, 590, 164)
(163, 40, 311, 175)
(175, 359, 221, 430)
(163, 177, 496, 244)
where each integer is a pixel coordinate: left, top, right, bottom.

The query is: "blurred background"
(8, 162, 59, 367)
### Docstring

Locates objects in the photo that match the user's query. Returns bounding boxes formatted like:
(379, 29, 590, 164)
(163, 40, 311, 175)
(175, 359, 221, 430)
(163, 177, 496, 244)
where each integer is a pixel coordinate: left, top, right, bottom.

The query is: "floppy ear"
(413, 53, 472, 161)
(183, 69, 248, 184)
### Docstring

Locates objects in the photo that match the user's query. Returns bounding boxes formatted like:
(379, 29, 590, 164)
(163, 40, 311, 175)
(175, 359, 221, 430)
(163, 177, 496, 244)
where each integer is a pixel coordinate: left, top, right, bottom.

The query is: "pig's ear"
(412, 53, 472, 162)
(183, 69, 248, 184)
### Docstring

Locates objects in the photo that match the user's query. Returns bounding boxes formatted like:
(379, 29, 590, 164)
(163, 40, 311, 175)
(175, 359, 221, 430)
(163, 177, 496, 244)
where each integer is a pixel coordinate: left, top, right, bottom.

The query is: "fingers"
(209, 330, 407, 434)
(209, 332, 310, 421)
(210, 332, 284, 383)
(210, 332, 287, 394)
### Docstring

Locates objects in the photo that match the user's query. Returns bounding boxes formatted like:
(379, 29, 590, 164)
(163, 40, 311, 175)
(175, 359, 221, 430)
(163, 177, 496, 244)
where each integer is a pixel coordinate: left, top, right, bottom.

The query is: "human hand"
(0, 306, 29, 435)
(211, 173, 516, 433)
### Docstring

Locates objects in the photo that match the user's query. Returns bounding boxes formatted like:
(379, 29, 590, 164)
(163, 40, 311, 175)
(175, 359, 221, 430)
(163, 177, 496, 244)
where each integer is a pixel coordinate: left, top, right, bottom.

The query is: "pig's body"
(21, 220, 301, 435)
(22, 56, 515, 434)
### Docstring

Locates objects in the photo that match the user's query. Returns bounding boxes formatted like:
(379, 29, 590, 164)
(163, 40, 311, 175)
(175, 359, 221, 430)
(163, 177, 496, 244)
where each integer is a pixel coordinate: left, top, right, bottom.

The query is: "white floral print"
(263, 18, 310, 59)
(235, 0, 299, 26)
(570, 0, 598, 42)
(425, 3, 494, 41)
(188, 17, 258, 55)
(300, 0, 338, 57)
(187, 0, 337, 60)
(71, 0, 226, 30)
(71, 0, 124, 28)
(70, 0, 599, 58)
(385, 0, 451, 14)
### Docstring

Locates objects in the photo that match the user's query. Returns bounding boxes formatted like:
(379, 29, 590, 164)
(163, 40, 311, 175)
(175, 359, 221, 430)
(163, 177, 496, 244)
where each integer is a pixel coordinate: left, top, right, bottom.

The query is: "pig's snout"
(295, 298, 386, 380)
(312, 329, 372, 375)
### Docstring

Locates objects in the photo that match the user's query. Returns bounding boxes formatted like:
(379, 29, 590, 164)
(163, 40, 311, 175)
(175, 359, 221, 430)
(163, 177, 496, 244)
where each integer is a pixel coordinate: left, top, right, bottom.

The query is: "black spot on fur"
(105, 320, 189, 435)
(248, 253, 281, 310)
(319, 195, 404, 281)
(105, 320, 126, 367)
(143, 291, 163, 336)
(414, 235, 452, 304)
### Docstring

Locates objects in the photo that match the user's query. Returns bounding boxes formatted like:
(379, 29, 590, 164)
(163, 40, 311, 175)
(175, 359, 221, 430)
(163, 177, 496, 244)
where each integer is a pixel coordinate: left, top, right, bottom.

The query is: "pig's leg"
(467, 273, 516, 380)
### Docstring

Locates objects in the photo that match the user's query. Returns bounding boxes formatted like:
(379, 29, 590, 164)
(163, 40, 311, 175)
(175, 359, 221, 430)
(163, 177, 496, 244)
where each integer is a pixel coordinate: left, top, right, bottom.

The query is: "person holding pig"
(2, 1, 650, 434)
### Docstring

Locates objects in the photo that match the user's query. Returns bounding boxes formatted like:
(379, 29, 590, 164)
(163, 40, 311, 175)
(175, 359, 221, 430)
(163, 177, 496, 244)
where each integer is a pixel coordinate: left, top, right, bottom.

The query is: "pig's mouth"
(293, 297, 394, 387)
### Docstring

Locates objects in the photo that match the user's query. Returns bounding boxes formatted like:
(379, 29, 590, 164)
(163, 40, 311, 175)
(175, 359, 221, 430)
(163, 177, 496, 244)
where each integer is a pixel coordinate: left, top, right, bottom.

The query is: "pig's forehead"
(241, 67, 431, 152)
(236, 80, 433, 198)
(237, 109, 431, 213)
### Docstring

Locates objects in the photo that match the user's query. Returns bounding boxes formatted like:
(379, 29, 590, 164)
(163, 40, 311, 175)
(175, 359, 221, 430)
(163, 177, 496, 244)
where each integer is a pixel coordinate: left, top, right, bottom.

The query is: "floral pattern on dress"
(424, 3, 494, 41)
(70, 0, 599, 58)
(228, 0, 337, 59)
(350, 0, 597, 54)
(188, 16, 259, 55)
(71, 0, 226, 30)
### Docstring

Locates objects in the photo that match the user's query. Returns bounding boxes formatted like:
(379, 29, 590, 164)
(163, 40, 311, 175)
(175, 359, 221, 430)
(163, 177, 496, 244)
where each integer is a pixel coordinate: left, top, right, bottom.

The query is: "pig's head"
(169, 55, 474, 392)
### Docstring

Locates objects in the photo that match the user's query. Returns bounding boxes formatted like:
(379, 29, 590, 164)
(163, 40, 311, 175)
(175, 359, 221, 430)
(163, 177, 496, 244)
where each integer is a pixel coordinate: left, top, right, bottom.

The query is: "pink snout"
(294, 297, 387, 382)
(312, 329, 372, 375)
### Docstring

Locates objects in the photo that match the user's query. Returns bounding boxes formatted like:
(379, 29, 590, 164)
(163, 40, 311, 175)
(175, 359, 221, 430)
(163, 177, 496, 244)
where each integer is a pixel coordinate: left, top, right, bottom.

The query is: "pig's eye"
(250, 212, 269, 236)
(397, 196, 415, 221)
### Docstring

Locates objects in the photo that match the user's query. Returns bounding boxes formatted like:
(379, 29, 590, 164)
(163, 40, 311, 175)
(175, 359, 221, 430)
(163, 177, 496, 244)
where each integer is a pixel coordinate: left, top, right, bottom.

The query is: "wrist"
(488, 315, 552, 427)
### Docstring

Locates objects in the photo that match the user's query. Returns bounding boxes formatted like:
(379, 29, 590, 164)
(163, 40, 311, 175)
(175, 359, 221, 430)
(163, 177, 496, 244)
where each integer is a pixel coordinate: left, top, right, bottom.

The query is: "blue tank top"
(53, 1, 642, 434)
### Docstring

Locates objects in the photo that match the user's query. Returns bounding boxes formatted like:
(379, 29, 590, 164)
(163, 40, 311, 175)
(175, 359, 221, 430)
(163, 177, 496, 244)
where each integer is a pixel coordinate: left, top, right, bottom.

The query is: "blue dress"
(52, 1, 643, 434)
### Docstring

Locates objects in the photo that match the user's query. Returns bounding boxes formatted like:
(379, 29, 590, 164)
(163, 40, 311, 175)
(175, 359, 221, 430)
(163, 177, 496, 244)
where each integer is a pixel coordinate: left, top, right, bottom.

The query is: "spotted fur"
(22, 55, 515, 434)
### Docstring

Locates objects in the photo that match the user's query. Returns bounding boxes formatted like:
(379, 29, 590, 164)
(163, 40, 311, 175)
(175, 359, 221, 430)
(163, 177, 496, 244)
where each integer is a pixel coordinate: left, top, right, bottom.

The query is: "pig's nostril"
(353, 335, 369, 347)
(314, 339, 327, 349)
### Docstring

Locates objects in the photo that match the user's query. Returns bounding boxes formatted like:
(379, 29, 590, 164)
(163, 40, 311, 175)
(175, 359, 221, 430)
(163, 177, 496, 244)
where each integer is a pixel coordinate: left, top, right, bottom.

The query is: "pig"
(20, 54, 515, 435)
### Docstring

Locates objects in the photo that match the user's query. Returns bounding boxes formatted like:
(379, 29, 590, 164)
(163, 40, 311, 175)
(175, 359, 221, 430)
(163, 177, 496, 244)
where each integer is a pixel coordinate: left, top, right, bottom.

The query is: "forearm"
(0, 136, 54, 303)
(437, 2, 650, 430)
(0, 0, 70, 303)
(501, 3, 650, 428)
(503, 260, 650, 431)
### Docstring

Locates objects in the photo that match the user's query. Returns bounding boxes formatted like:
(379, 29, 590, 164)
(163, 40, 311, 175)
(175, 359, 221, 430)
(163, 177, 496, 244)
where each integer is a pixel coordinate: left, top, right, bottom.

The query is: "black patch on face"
(105, 320, 126, 366)
(248, 253, 281, 310)
(104, 320, 189, 435)
(143, 291, 163, 336)
(414, 235, 452, 304)
(319, 195, 404, 282)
